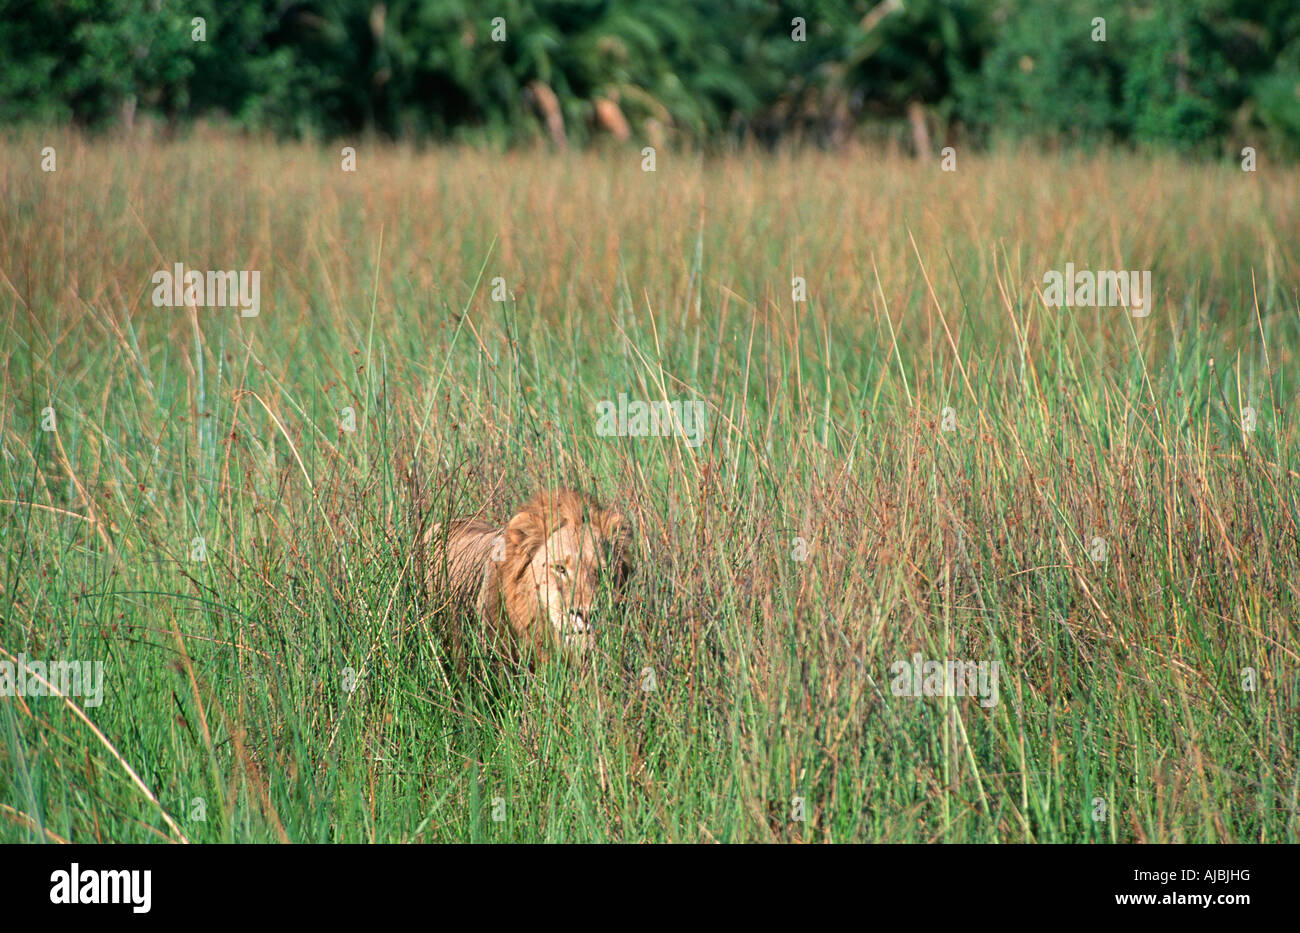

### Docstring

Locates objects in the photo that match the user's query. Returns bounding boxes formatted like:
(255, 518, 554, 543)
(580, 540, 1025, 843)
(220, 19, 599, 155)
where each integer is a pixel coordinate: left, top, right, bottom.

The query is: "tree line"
(3, 0, 1297, 153)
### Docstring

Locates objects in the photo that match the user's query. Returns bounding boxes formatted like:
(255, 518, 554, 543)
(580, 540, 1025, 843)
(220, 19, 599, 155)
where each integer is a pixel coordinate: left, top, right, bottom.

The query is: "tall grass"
(1, 130, 1297, 842)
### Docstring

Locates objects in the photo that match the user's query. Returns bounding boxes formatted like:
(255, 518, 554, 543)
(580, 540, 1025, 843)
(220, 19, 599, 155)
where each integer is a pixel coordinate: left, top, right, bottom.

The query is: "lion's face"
(528, 523, 617, 651)
(504, 491, 631, 657)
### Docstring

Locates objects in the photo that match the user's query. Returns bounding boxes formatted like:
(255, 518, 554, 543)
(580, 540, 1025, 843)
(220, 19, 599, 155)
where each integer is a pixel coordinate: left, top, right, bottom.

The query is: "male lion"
(426, 489, 632, 666)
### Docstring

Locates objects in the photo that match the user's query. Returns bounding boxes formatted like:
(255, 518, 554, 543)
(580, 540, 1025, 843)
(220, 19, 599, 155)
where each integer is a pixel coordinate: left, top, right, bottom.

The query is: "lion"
(425, 489, 633, 666)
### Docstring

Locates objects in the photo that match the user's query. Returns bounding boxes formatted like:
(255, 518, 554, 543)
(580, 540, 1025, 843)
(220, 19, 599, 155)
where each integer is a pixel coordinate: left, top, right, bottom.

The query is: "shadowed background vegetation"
(1, 133, 1296, 841)
(2, 0, 1299, 153)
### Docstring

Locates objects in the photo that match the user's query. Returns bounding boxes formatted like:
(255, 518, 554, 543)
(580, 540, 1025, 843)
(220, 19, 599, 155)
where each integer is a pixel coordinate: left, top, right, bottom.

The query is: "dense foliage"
(2, 0, 1297, 151)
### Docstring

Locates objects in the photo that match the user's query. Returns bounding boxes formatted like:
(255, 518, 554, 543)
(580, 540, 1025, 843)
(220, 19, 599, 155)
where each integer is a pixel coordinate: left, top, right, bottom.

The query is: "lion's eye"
(554, 564, 567, 576)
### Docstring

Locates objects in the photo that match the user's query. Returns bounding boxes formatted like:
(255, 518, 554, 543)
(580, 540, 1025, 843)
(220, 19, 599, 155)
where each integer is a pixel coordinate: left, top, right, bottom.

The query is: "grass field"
(1, 131, 1297, 842)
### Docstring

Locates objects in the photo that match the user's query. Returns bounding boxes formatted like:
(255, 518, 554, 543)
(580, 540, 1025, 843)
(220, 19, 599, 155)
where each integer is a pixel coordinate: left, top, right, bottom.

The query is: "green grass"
(1, 132, 1297, 842)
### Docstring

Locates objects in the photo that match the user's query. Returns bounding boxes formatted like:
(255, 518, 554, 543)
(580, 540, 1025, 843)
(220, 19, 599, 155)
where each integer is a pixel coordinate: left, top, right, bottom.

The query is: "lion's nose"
(568, 609, 593, 633)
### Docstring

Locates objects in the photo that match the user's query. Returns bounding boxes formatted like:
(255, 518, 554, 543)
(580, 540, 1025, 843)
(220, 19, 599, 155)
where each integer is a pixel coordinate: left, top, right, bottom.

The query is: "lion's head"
(499, 489, 632, 657)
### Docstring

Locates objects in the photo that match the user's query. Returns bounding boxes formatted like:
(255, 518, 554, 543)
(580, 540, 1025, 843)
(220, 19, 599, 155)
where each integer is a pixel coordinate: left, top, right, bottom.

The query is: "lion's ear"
(596, 508, 626, 541)
(599, 509, 634, 583)
(506, 508, 545, 561)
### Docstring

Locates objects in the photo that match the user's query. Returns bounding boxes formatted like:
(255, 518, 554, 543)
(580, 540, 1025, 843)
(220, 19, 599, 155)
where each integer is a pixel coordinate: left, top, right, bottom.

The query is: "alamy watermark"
(50, 863, 150, 913)
(0, 655, 104, 707)
(151, 263, 260, 317)
(890, 653, 1001, 708)
(595, 392, 706, 448)
(1041, 263, 1153, 317)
